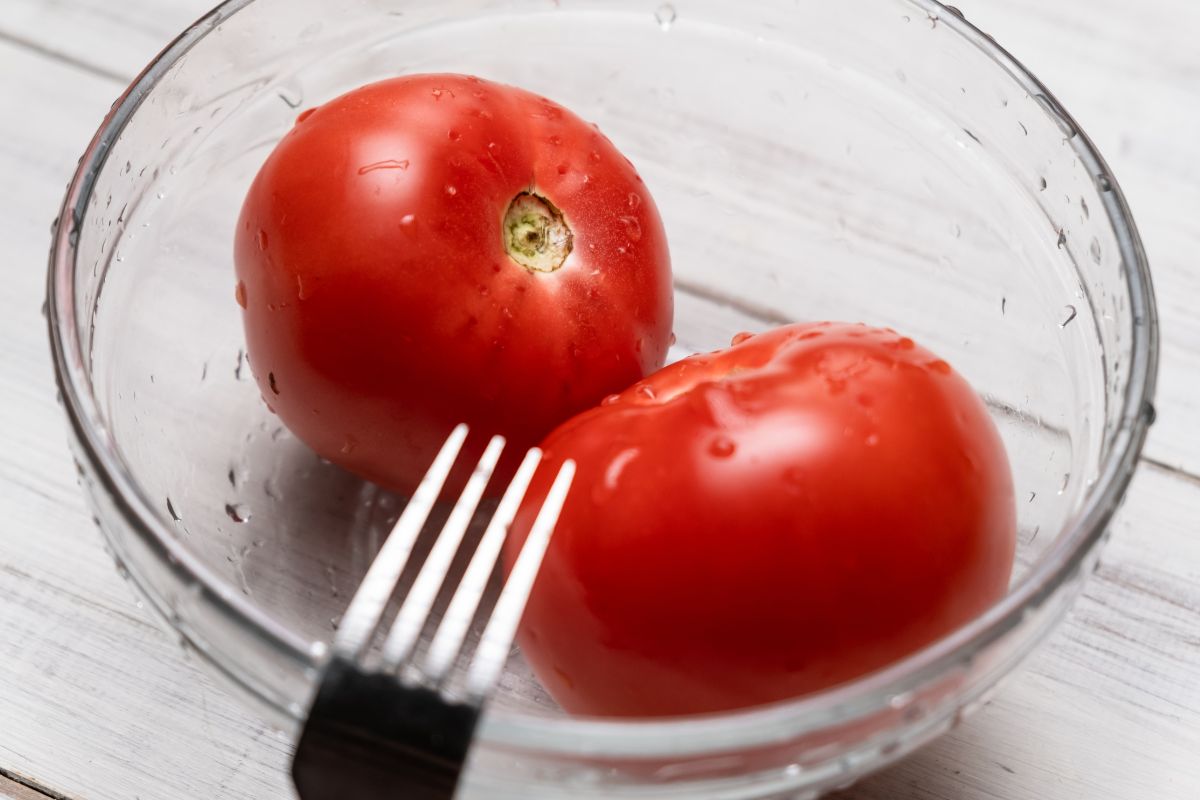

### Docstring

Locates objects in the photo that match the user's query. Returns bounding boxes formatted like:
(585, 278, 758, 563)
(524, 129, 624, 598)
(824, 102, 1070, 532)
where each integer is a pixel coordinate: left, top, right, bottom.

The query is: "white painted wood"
(0, 1, 1197, 800)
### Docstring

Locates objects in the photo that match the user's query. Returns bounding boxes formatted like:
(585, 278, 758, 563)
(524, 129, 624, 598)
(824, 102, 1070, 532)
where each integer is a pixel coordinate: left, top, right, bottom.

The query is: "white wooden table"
(2, 1, 1198, 798)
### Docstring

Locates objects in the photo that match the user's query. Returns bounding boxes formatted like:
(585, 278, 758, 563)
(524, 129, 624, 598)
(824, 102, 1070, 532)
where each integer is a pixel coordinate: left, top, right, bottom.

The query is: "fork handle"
(293, 657, 481, 800)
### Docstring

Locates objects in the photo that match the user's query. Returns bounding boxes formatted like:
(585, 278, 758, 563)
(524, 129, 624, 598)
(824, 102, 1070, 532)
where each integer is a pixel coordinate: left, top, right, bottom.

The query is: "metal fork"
(292, 424, 575, 800)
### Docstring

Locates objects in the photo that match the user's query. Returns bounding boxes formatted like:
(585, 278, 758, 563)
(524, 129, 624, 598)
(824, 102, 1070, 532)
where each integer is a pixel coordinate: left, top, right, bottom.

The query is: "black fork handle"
(292, 657, 481, 800)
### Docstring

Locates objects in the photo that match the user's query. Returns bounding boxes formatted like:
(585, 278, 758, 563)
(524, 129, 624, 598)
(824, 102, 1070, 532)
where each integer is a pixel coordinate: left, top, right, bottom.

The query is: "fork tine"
(464, 459, 576, 701)
(421, 447, 544, 684)
(379, 435, 507, 672)
(334, 424, 469, 659)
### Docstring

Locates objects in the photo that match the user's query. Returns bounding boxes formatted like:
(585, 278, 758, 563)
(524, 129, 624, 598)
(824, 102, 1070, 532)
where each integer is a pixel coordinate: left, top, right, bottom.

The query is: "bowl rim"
(46, 0, 1159, 760)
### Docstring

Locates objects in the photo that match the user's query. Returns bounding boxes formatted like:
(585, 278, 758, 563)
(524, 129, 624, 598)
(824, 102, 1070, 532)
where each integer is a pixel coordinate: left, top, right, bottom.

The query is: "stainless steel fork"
(292, 424, 575, 800)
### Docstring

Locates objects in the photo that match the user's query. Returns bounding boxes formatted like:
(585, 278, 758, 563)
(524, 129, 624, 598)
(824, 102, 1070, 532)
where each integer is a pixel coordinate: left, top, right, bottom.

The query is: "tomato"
(507, 322, 1016, 717)
(234, 74, 672, 492)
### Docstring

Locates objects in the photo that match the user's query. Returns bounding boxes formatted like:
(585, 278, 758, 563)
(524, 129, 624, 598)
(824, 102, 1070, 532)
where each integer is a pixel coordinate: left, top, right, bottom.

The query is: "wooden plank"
(0, 772, 64, 800)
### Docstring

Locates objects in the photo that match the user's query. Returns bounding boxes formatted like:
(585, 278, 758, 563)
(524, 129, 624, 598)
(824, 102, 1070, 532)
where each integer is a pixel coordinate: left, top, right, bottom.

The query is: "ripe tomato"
(507, 322, 1016, 717)
(235, 74, 672, 492)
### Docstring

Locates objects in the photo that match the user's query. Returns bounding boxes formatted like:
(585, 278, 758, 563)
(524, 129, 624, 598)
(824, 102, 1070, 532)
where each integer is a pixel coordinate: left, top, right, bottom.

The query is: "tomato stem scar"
(503, 191, 573, 272)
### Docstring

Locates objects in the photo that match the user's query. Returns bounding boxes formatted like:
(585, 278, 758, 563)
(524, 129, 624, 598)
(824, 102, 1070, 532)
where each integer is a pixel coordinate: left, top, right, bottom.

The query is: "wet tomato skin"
(507, 322, 1016, 717)
(235, 74, 672, 492)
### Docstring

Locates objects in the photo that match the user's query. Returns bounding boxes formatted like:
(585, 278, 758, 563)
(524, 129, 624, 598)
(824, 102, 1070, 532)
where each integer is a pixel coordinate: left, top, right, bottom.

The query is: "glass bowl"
(47, 0, 1158, 797)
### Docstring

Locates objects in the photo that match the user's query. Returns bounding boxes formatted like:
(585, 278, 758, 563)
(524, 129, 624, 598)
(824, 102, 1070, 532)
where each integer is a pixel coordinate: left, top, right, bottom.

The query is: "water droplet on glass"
(358, 159, 409, 175)
(1059, 305, 1077, 328)
(166, 497, 181, 522)
(1080, 197, 1090, 220)
(1038, 176, 1047, 191)
(224, 503, 250, 523)
(278, 87, 303, 109)
(669, 332, 678, 346)
(1057, 473, 1070, 495)
(1001, 296, 1007, 315)
(655, 3, 676, 31)
(234, 349, 246, 381)
(1089, 238, 1102, 265)
(709, 437, 736, 458)
(1056, 228, 1067, 249)
(1095, 174, 1113, 192)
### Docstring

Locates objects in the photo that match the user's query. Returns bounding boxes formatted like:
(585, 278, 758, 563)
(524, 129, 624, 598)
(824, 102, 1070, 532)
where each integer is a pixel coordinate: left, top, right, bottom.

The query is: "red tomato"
(235, 74, 672, 492)
(507, 322, 1016, 717)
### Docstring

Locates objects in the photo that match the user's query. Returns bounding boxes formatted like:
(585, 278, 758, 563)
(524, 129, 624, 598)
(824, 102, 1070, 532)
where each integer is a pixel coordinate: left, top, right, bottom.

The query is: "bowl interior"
(61, 0, 1142, 790)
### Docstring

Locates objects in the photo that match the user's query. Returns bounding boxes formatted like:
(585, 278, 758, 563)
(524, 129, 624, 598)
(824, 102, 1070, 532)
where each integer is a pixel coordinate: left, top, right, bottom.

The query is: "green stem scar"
(503, 192, 573, 273)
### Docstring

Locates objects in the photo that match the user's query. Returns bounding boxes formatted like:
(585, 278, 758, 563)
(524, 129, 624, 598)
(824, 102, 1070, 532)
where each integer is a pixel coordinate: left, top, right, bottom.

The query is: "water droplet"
(865, 433, 880, 446)
(1056, 228, 1067, 249)
(655, 3, 676, 30)
(224, 503, 250, 523)
(627, 192, 641, 210)
(235, 281, 247, 308)
(400, 213, 416, 226)
(430, 86, 452, 100)
(445, 184, 458, 196)
(296, 108, 316, 124)
(589, 151, 601, 163)
(1080, 197, 1090, 220)
(1058, 473, 1070, 495)
(1001, 296, 1007, 315)
(278, 87, 303, 109)
(898, 337, 915, 350)
(709, 437, 736, 458)
(637, 385, 657, 401)
(448, 129, 462, 141)
(927, 359, 951, 375)
(895, 68, 908, 84)
(1038, 176, 1047, 191)
(358, 159, 409, 175)
(1059, 305, 1077, 328)
(601, 393, 620, 407)
(556, 163, 569, 175)
(268, 371, 280, 394)
(234, 349, 246, 381)
(1095, 174, 1113, 192)
(166, 498, 181, 521)
(731, 331, 754, 346)
(669, 332, 678, 346)
(619, 215, 642, 241)
(1089, 238, 1102, 264)
(341, 435, 358, 455)
(257, 229, 269, 251)
(548, 134, 562, 146)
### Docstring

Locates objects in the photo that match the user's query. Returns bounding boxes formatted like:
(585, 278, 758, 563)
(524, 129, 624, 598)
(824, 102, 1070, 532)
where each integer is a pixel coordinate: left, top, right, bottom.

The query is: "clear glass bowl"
(47, 0, 1158, 797)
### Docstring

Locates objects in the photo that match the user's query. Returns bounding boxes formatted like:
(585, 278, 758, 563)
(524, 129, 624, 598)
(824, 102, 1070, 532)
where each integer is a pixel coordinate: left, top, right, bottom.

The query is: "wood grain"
(0, 1, 1198, 799)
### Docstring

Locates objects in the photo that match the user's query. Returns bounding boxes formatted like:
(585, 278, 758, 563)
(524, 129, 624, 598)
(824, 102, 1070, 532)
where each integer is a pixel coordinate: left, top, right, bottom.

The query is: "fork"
(292, 424, 576, 800)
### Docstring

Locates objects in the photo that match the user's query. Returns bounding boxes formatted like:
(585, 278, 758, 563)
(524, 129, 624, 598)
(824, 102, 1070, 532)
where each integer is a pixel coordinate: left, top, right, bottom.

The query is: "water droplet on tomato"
(340, 435, 358, 455)
(865, 433, 880, 446)
(400, 213, 416, 226)
(927, 359, 952, 375)
(358, 159, 409, 175)
(731, 331, 754, 346)
(589, 151, 601, 163)
(478, 284, 490, 296)
(709, 437, 736, 458)
(445, 184, 458, 196)
(628, 192, 641, 209)
(296, 275, 309, 300)
(601, 394, 620, 406)
(448, 129, 462, 141)
(619, 215, 642, 241)
(296, 108, 316, 124)
(257, 230, 269, 251)
(637, 385, 656, 400)
(897, 337, 915, 350)
(235, 281, 247, 308)
(556, 163, 569, 175)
